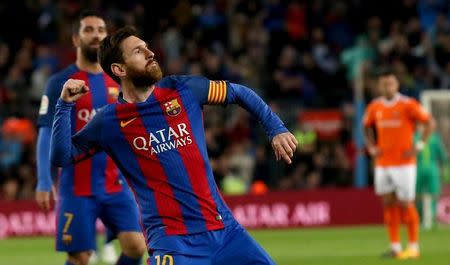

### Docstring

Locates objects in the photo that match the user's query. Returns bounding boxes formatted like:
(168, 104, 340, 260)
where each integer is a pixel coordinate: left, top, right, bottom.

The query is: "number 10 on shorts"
(155, 255, 174, 265)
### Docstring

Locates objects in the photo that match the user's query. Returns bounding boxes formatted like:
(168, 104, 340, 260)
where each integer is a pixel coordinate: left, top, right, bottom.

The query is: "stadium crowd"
(0, 0, 449, 200)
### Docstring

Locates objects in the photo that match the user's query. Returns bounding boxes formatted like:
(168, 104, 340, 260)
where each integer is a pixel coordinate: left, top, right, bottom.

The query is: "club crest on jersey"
(108, 87, 119, 99)
(164, 99, 182, 116)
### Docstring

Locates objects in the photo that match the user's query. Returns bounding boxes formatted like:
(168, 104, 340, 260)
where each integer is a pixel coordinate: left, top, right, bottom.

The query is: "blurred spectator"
(0, 40, 11, 78)
(2, 117, 37, 146)
(0, 128, 22, 177)
(325, 1, 355, 50)
(285, 0, 307, 46)
(272, 45, 317, 104)
(428, 13, 450, 43)
(34, 45, 59, 74)
(0, 178, 20, 201)
(252, 145, 273, 187)
(221, 166, 247, 196)
(36, 0, 59, 44)
(226, 141, 255, 186)
(341, 35, 376, 82)
(418, 0, 449, 32)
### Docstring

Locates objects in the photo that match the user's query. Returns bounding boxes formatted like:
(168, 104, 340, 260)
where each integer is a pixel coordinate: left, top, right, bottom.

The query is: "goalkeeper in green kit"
(415, 129, 449, 230)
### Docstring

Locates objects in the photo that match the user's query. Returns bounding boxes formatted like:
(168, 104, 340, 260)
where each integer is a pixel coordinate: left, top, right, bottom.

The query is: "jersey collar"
(117, 89, 156, 104)
(381, 93, 401, 106)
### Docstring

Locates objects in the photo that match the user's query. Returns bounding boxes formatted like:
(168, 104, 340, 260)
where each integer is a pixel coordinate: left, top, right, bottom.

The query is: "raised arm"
(50, 79, 102, 167)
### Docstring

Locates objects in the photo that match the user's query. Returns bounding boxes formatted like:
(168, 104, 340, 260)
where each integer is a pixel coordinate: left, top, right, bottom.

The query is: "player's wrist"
(367, 143, 376, 150)
(59, 96, 73, 103)
(36, 186, 51, 192)
(415, 140, 425, 151)
(57, 98, 75, 106)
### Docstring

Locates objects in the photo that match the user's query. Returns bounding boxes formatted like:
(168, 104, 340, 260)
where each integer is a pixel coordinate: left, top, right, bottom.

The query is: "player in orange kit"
(363, 69, 434, 259)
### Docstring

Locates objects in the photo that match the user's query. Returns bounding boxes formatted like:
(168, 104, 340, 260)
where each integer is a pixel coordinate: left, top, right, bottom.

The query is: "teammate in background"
(35, 12, 145, 265)
(415, 129, 448, 230)
(363, 68, 434, 259)
(50, 26, 297, 265)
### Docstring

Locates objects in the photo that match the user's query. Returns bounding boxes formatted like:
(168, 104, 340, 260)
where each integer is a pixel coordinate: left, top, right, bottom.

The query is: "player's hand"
(367, 145, 380, 157)
(403, 149, 418, 158)
(403, 140, 425, 158)
(60, 79, 90, 103)
(271, 132, 298, 164)
(35, 185, 57, 211)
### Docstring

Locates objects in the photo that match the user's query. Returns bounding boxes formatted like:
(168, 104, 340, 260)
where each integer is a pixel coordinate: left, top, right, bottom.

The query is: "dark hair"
(72, 10, 105, 35)
(376, 67, 397, 79)
(98, 26, 138, 84)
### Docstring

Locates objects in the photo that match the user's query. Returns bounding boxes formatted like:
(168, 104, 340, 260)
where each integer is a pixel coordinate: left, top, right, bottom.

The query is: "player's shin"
(402, 203, 420, 251)
(384, 205, 401, 252)
(422, 193, 433, 230)
(115, 254, 142, 265)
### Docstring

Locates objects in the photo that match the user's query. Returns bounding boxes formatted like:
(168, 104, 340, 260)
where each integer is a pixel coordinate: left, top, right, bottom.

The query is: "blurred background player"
(363, 68, 433, 259)
(35, 11, 145, 265)
(415, 128, 448, 230)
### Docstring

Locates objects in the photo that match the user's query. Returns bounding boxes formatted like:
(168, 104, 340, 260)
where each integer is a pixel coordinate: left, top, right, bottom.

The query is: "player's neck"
(75, 56, 103, 74)
(121, 83, 155, 103)
(384, 93, 399, 102)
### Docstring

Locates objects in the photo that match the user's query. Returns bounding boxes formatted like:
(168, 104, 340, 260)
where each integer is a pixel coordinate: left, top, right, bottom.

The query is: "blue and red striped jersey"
(38, 64, 123, 196)
(51, 75, 288, 240)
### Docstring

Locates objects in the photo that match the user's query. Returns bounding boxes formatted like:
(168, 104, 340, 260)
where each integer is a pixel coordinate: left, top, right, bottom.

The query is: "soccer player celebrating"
(363, 69, 434, 259)
(50, 26, 297, 265)
(36, 12, 145, 265)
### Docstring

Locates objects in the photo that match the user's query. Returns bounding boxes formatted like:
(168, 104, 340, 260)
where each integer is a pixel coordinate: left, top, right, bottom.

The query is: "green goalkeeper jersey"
(415, 132, 448, 172)
(415, 132, 449, 194)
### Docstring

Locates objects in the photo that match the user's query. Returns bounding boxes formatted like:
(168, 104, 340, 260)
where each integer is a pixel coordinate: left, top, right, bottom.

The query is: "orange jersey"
(363, 94, 430, 167)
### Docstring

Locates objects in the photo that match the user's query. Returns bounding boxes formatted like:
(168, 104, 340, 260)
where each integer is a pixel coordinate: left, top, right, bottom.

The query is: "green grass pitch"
(1, 225, 449, 265)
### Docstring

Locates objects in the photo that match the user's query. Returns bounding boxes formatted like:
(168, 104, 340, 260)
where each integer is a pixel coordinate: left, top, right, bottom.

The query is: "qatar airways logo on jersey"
(78, 108, 101, 123)
(132, 123, 193, 155)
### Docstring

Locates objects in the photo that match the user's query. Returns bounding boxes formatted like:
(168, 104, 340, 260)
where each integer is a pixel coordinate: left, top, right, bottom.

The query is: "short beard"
(81, 46, 99, 63)
(127, 63, 163, 88)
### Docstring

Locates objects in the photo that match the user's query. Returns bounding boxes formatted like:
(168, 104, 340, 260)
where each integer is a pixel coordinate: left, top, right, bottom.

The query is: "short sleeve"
(408, 99, 430, 123)
(363, 103, 376, 127)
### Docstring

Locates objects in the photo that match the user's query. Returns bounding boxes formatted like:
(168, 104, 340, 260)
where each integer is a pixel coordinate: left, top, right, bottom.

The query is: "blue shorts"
(148, 223, 276, 265)
(55, 189, 141, 252)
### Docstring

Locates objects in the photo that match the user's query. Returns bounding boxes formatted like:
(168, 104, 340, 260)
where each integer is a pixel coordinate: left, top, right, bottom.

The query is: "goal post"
(420, 89, 450, 227)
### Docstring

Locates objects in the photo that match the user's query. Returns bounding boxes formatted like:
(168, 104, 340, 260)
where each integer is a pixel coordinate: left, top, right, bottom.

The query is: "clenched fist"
(60, 78, 90, 102)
